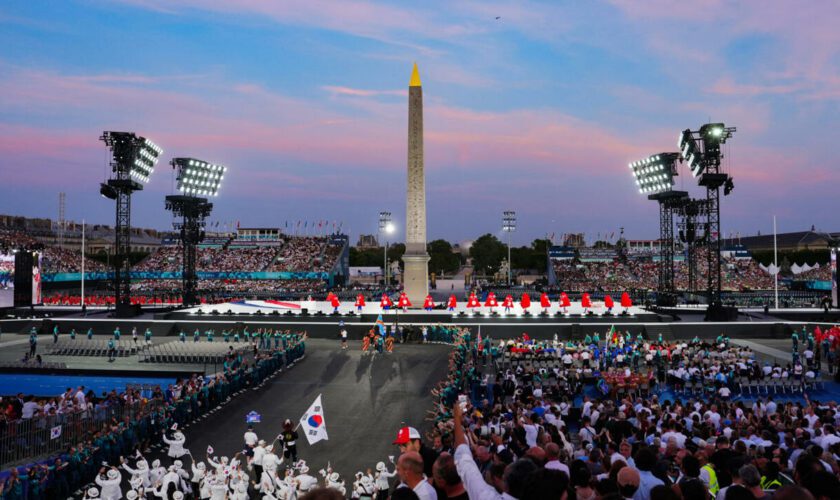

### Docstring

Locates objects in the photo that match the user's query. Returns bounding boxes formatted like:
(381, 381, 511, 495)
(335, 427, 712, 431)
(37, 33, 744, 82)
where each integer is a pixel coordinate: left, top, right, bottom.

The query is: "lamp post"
(503, 211, 516, 285)
(379, 212, 394, 286)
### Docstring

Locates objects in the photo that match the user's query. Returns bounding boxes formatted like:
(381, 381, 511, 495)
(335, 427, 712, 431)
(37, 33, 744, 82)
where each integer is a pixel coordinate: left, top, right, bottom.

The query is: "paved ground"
(177, 339, 451, 481)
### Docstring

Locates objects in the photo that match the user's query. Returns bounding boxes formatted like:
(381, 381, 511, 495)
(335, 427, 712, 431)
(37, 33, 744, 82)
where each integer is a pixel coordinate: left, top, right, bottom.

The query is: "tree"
(428, 239, 460, 275)
(469, 233, 506, 275)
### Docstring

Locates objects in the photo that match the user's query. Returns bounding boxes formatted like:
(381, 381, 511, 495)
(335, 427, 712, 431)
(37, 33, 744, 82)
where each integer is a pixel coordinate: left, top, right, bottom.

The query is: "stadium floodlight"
(171, 158, 228, 197)
(100, 131, 163, 184)
(502, 211, 516, 285)
(678, 129, 703, 177)
(99, 130, 163, 317)
(629, 153, 680, 195)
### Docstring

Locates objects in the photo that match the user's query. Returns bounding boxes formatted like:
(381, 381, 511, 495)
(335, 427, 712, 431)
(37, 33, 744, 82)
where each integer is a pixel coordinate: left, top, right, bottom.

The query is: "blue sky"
(0, 0, 838, 245)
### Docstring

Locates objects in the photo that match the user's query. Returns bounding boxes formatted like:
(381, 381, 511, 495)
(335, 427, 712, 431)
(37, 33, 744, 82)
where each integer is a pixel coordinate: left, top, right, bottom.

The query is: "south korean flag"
(299, 394, 328, 445)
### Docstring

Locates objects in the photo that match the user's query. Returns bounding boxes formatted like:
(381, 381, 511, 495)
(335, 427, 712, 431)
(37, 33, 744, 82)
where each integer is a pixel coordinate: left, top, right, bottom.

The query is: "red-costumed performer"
(581, 293, 592, 313)
(467, 292, 481, 309)
(620, 292, 632, 313)
(560, 292, 571, 313)
(502, 294, 515, 313)
(355, 293, 366, 313)
(447, 294, 457, 312)
(397, 292, 412, 312)
(484, 292, 498, 310)
(520, 293, 531, 313)
(604, 295, 614, 313)
(540, 292, 551, 314)
(380, 293, 393, 310)
(329, 293, 341, 313)
(423, 294, 435, 311)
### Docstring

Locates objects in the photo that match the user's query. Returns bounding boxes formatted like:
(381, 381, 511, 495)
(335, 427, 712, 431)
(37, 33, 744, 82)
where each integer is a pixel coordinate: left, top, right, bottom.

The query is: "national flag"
(299, 394, 328, 445)
(476, 330, 483, 350)
(375, 314, 386, 336)
(207, 445, 214, 455)
(50, 425, 62, 440)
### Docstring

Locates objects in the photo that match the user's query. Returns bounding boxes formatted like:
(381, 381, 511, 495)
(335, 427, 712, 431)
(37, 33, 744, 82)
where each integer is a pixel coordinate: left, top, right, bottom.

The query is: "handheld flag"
(50, 425, 62, 440)
(299, 394, 328, 445)
(375, 314, 387, 336)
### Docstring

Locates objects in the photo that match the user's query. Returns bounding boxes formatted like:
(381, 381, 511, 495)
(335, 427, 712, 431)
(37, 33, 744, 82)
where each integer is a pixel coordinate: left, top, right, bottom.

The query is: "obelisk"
(402, 62, 430, 307)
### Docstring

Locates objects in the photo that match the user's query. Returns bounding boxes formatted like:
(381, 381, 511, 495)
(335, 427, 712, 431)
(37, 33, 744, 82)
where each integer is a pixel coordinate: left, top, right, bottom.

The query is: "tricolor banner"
(299, 394, 328, 445)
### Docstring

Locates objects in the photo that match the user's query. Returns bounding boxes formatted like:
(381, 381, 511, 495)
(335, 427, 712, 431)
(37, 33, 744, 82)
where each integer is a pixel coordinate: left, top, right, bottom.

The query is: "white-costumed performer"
(352, 472, 376, 499)
(325, 471, 346, 496)
(149, 459, 166, 487)
(191, 461, 209, 499)
(95, 468, 123, 500)
(262, 445, 282, 476)
(121, 456, 151, 488)
(375, 461, 397, 500)
(163, 429, 190, 458)
(295, 462, 318, 495)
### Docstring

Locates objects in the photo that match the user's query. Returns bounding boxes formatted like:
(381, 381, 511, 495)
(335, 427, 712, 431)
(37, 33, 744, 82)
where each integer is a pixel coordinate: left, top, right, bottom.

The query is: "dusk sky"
(1, 1, 838, 245)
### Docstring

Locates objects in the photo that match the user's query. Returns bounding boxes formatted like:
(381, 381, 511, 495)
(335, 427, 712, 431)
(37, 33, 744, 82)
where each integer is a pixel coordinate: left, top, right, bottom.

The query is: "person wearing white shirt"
(75, 387, 86, 407)
(243, 426, 258, 448)
(395, 452, 437, 500)
(21, 399, 41, 419)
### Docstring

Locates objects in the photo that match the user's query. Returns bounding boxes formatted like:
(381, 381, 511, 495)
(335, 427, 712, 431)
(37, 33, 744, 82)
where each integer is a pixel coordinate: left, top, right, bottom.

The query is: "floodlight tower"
(379, 211, 394, 285)
(629, 153, 687, 305)
(679, 123, 736, 318)
(100, 131, 163, 317)
(502, 211, 516, 285)
(166, 158, 227, 306)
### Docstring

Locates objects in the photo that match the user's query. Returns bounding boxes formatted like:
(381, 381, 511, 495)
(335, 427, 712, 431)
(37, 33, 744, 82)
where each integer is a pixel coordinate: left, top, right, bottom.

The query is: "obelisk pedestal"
(402, 62, 430, 307)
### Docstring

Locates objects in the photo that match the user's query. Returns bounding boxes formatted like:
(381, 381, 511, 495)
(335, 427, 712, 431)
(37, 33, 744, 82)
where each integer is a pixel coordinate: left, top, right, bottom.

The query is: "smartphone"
(458, 395, 468, 412)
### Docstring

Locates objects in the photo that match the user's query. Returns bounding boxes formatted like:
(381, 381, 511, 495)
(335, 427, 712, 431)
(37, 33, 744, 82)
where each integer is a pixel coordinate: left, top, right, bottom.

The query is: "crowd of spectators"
(552, 256, 780, 293)
(269, 237, 333, 272)
(399, 328, 840, 500)
(134, 236, 342, 276)
(0, 230, 38, 251)
(40, 248, 107, 274)
(797, 266, 831, 281)
(0, 332, 307, 499)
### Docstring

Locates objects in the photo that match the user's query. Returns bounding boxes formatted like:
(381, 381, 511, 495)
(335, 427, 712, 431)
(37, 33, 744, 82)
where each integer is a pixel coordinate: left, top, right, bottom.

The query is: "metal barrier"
(0, 399, 164, 469)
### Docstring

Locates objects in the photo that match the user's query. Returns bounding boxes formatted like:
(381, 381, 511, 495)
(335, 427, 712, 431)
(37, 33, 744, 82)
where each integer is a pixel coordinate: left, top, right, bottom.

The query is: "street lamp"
(379, 212, 393, 286)
(503, 211, 516, 285)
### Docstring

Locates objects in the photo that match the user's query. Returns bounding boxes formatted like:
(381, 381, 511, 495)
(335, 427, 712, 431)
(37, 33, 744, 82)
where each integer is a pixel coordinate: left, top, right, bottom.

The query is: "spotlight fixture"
(99, 183, 118, 200)
(171, 158, 228, 197)
(629, 153, 680, 195)
(724, 178, 734, 196)
(679, 129, 703, 177)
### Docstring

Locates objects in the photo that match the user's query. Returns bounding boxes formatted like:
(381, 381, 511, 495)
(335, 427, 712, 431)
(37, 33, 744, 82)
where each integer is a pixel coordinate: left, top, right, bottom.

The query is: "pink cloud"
(710, 77, 808, 97)
(321, 86, 405, 98)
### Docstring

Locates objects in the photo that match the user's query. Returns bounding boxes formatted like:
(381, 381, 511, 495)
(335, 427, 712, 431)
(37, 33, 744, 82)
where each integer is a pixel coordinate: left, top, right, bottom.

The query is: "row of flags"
(201, 221, 344, 232)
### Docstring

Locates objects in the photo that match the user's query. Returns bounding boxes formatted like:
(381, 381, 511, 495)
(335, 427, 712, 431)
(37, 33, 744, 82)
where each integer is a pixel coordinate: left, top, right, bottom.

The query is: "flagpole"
(81, 219, 85, 309)
(773, 215, 778, 310)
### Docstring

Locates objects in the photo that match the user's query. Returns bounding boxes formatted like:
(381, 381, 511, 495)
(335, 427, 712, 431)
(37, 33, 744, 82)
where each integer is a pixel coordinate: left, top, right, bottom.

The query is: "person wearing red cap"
(393, 426, 438, 478)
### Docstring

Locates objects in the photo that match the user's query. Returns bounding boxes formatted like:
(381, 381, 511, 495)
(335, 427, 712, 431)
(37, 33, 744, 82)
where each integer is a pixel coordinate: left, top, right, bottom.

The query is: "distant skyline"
(0, 1, 838, 245)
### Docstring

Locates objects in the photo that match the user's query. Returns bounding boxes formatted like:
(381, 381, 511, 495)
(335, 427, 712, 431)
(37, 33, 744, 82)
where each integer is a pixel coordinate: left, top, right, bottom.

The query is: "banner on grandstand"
(299, 394, 328, 445)
(50, 425, 62, 440)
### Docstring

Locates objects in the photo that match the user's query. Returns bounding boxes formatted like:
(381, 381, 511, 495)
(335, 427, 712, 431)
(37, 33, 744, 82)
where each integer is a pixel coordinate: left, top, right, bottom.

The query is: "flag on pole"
(299, 394, 328, 445)
(375, 314, 386, 336)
